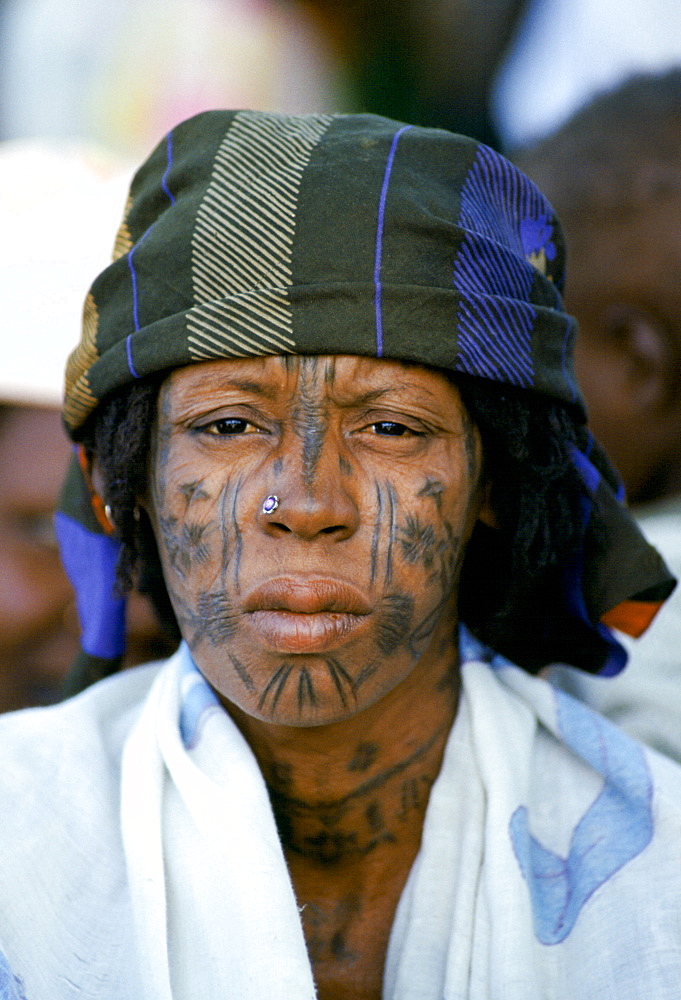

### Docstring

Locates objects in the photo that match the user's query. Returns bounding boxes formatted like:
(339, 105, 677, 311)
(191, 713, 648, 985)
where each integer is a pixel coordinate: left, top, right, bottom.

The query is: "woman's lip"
(244, 578, 372, 615)
(246, 610, 368, 653)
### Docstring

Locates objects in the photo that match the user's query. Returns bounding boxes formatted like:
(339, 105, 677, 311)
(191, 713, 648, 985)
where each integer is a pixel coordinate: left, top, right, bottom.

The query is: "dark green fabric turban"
(56, 110, 675, 689)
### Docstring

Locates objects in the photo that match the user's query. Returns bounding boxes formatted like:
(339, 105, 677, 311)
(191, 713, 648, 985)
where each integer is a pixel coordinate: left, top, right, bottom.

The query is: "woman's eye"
(203, 417, 252, 435)
(371, 421, 414, 436)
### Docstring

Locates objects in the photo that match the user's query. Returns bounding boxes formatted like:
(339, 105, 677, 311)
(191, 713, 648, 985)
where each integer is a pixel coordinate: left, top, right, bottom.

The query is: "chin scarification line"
(259, 662, 295, 712)
(187, 111, 333, 361)
(324, 658, 357, 708)
(297, 667, 317, 713)
(228, 652, 255, 693)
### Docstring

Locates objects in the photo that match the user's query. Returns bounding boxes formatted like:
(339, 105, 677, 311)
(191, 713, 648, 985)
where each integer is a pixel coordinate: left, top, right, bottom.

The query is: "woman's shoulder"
(0, 656, 170, 789)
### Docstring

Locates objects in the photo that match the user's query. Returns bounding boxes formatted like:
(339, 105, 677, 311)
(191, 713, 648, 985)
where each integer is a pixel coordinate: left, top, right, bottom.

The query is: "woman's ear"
(602, 302, 674, 413)
(75, 444, 116, 535)
(477, 479, 498, 529)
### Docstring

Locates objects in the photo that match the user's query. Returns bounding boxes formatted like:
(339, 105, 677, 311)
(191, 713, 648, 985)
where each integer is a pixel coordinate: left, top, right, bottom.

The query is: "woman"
(0, 110, 678, 999)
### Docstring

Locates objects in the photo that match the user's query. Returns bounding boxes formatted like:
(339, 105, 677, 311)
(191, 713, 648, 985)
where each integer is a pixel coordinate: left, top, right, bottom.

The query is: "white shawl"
(0, 632, 680, 999)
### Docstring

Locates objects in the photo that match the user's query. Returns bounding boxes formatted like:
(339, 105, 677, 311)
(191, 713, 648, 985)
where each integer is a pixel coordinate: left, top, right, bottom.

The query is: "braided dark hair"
(80, 369, 596, 673)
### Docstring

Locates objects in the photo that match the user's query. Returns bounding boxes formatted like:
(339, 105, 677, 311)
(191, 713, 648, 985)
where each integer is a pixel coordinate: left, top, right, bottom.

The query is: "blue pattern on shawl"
(178, 649, 221, 749)
(0, 951, 27, 1000)
(510, 689, 654, 944)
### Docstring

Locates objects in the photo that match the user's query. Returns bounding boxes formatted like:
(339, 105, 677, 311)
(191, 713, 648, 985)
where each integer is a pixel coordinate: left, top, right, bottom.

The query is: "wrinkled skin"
(145, 354, 489, 998)
(147, 355, 486, 728)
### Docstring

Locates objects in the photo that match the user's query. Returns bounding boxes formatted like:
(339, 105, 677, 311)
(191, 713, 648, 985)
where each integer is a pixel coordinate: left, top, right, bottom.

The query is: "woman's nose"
(258, 439, 360, 541)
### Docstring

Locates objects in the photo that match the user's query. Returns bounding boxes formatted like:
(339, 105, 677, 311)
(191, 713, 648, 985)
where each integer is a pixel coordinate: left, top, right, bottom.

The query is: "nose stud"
(262, 494, 280, 515)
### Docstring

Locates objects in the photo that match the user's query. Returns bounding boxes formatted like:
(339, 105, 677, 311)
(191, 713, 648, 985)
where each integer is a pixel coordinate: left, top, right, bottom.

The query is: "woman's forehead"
(162, 354, 461, 404)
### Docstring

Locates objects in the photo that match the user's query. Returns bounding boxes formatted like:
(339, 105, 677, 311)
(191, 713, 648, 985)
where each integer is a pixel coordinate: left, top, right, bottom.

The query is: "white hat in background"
(0, 140, 132, 406)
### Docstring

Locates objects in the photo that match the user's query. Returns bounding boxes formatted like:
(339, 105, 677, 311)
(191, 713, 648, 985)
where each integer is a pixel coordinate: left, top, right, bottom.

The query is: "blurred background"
(1, 0, 681, 157)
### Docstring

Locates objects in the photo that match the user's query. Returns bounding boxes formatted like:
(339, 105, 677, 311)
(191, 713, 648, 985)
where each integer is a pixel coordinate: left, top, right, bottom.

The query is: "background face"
(0, 405, 77, 709)
(0, 404, 179, 712)
(148, 355, 485, 728)
(567, 194, 681, 504)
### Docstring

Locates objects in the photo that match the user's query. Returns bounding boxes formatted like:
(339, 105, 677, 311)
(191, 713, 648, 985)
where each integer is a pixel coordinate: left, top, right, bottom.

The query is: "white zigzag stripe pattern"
(187, 111, 333, 359)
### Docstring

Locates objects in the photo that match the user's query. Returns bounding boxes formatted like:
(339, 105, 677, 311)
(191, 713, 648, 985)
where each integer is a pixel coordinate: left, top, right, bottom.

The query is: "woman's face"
(147, 355, 487, 727)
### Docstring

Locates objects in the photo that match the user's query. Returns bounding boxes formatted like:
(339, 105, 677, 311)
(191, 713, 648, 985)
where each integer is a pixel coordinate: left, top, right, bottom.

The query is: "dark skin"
(0, 405, 79, 709)
(0, 403, 177, 713)
(145, 355, 490, 999)
(562, 192, 681, 505)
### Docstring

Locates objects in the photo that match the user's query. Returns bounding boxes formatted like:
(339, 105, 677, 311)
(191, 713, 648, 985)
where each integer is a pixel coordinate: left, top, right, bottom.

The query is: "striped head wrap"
(57, 110, 675, 687)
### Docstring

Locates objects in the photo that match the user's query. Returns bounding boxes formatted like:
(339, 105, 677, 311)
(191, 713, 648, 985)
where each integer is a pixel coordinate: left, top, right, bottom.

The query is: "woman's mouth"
(244, 578, 372, 653)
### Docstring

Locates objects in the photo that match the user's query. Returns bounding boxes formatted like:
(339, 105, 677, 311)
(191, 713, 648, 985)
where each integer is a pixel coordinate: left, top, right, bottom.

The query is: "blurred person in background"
(515, 69, 681, 760)
(492, 0, 681, 149)
(0, 141, 176, 711)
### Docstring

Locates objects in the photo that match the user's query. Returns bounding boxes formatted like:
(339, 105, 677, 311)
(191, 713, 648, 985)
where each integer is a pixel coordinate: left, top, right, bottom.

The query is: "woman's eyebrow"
(347, 383, 437, 406)
(187, 378, 279, 400)
(227, 379, 278, 398)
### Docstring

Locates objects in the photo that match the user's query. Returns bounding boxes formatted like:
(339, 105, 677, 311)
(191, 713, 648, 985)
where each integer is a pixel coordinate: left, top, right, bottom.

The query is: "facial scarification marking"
(339, 454, 352, 476)
(157, 516, 211, 578)
(273, 457, 284, 476)
(291, 357, 330, 489)
(324, 657, 356, 708)
(298, 667, 317, 713)
(259, 661, 295, 711)
(185, 521, 210, 560)
(323, 357, 337, 384)
(352, 659, 379, 691)
(168, 586, 237, 650)
(230, 478, 243, 591)
(218, 479, 231, 576)
(370, 481, 383, 586)
(374, 592, 414, 656)
(407, 521, 461, 656)
(398, 515, 438, 568)
(270, 760, 294, 790)
(385, 482, 397, 585)
(228, 652, 255, 693)
(417, 477, 445, 513)
(178, 479, 209, 510)
(196, 590, 238, 645)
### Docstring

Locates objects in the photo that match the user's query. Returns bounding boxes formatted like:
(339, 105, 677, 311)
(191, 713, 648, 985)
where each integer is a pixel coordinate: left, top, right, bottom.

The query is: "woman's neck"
(225, 628, 460, 872)
(225, 632, 460, 999)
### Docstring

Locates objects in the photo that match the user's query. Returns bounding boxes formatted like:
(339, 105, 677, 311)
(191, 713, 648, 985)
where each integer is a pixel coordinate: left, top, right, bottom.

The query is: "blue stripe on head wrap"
(374, 124, 412, 357)
(453, 144, 564, 389)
